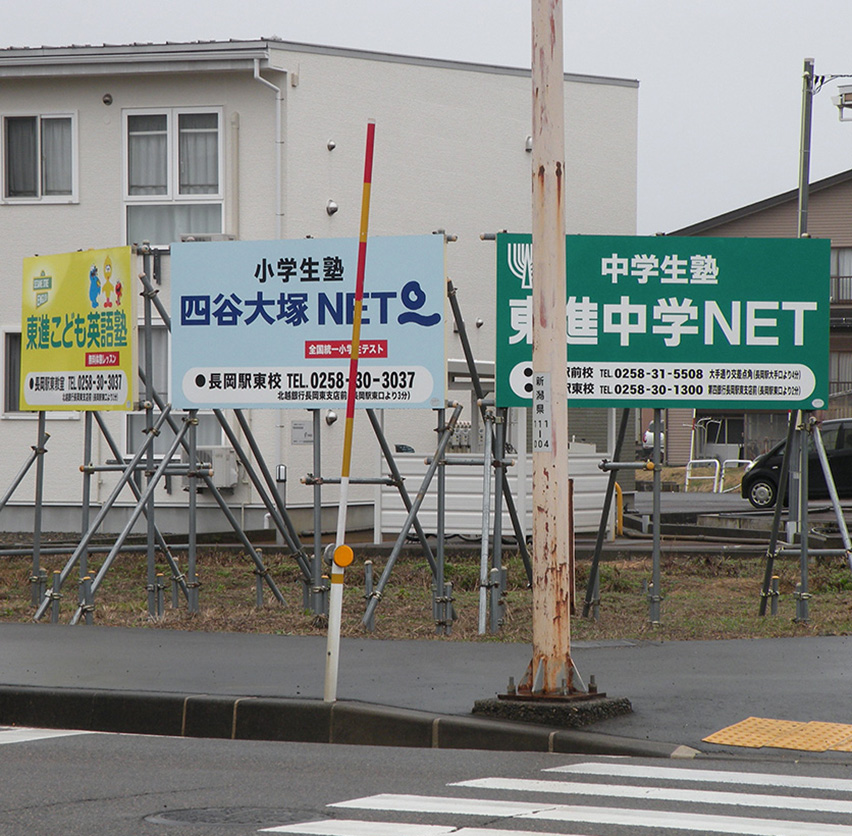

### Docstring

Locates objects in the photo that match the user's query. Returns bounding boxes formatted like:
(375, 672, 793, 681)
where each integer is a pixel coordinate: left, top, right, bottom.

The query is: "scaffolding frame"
(5, 246, 529, 634)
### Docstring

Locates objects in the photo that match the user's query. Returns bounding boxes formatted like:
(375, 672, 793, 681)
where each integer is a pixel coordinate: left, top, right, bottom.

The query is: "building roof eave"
(0, 38, 638, 88)
(0, 40, 282, 78)
(670, 168, 852, 236)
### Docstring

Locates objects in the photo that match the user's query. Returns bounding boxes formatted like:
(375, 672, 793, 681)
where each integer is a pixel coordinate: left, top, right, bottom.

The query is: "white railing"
(719, 459, 752, 493)
(685, 457, 752, 493)
(685, 458, 720, 492)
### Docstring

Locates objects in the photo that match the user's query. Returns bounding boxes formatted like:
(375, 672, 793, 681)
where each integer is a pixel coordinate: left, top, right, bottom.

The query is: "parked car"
(741, 418, 852, 509)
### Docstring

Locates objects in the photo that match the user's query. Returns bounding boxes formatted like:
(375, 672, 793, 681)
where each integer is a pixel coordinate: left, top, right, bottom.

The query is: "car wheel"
(747, 478, 777, 509)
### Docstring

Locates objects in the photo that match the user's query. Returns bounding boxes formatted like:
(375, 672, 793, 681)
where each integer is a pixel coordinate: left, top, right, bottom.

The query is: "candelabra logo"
(508, 242, 533, 289)
(509, 361, 534, 399)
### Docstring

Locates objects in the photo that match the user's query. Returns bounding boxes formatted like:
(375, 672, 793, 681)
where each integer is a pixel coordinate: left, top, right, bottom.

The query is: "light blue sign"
(170, 235, 446, 409)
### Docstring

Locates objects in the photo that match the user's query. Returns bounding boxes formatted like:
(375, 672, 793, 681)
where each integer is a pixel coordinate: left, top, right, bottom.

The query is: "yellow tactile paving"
(704, 717, 852, 752)
(829, 734, 852, 753)
(702, 717, 805, 748)
(770, 722, 852, 752)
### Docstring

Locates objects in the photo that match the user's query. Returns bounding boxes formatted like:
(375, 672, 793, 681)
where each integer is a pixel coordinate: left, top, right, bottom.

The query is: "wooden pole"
(521, 0, 578, 696)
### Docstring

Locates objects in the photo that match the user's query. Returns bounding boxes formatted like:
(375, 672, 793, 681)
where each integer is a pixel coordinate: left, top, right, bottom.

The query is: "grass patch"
(3, 543, 852, 642)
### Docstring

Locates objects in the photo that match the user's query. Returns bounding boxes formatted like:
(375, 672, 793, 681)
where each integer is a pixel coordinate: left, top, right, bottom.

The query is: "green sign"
(496, 234, 830, 410)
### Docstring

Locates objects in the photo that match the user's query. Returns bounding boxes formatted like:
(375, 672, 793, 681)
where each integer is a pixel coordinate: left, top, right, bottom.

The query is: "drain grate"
(145, 807, 327, 827)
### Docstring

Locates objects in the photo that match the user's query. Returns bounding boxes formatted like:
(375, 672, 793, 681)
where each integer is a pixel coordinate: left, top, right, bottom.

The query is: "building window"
(830, 350, 852, 397)
(4, 332, 21, 413)
(126, 324, 221, 455)
(830, 248, 852, 303)
(3, 114, 76, 201)
(125, 108, 222, 246)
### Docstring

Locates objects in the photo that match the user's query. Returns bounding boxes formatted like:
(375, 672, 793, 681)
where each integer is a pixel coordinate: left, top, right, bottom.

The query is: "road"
(4, 727, 852, 836)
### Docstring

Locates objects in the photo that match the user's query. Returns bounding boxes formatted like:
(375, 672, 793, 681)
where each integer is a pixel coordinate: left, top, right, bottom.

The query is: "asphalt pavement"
(2, 621, 852, 759)
(3, 491, 849, 759)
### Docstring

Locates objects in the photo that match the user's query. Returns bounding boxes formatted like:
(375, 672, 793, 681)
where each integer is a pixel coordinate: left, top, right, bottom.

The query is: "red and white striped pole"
(324, 120, 376, 702)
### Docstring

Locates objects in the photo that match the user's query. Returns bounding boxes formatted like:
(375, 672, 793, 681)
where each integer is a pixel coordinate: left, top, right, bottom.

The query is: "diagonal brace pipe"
(363, 402, 463, 625)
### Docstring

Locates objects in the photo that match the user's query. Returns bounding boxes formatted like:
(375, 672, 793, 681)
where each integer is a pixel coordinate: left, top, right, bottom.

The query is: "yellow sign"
(20, 247, 137, 411)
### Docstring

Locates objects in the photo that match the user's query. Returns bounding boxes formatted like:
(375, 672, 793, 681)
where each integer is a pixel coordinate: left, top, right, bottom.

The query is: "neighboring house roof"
(0, 38, 639, 88)
(671, 168, 852, 236)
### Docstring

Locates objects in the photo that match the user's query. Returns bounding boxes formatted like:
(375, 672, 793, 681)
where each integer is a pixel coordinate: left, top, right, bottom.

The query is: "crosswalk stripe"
(260, 820, 458, 835)
(263, 825, 592, 836)
(330, 794, 545, 816)
(521, 803, 852, 836)
(452, 776, 852, 815)
(333, 793, 852, 836)
(262, 824, 590, 836)
(547, 761, 852, 793)
(451, 831, 594, 836)
(0, 727, 88, 745)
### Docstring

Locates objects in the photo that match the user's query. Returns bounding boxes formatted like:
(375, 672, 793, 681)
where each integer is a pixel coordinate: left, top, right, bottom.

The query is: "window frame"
(830, 246, 852, 304)
(1, 328, 79, 421)
(3, 330, 21, 414)
(1, 111, 79, 204)
(122, 106, 224, 246)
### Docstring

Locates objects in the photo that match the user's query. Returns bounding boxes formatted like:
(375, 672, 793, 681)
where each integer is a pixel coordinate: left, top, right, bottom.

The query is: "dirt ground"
(2, 534, 852, 642)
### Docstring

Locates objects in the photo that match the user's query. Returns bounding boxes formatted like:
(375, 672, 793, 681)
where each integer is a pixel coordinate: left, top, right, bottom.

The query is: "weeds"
(3, 546, 852, 642)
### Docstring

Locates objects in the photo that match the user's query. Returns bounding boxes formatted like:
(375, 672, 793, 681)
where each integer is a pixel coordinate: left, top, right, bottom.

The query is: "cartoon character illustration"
(102, 256, 114, 308)
(115, 280, 123, 306)
(88, 265, 100, 309)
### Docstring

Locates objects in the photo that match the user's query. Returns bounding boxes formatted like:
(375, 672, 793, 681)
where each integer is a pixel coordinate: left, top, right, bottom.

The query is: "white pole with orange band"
(324, 120, 376, 702)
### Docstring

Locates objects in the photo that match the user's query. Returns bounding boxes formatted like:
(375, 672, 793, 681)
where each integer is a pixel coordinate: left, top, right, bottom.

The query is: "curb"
(0, 685, 698, 759)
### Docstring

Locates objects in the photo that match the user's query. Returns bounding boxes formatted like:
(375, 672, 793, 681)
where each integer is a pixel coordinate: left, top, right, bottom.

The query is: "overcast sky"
(5, 0, 852, 234)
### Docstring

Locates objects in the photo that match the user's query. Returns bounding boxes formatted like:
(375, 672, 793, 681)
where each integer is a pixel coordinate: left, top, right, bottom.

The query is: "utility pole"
(519, 0, 579, 696)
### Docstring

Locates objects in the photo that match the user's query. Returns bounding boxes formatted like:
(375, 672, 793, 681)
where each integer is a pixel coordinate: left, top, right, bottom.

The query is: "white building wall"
(275, 46, 637, 458)
(0, 41, 637, 533)
(0, 70, 289, 514)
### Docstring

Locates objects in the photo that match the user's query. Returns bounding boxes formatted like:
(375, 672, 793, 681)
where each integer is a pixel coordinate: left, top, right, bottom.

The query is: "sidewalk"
(2, 622, 851, 758)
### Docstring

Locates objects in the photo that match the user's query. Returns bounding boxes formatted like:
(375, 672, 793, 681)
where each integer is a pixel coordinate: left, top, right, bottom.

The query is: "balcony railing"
(829, 381, 852, 397)
(830, 275, 852, 303)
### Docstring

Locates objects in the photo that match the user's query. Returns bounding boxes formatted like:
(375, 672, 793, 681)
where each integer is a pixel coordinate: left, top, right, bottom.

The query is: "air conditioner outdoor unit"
(180, 445, 239, 490)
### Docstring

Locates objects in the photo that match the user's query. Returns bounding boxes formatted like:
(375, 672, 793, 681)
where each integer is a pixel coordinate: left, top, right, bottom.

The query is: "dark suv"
(741, 418, 852, 509)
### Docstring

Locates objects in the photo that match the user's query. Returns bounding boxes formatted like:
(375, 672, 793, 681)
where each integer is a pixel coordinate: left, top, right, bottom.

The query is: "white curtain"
(178, 113, 218, 195)
(127, 114, 167, 195)
(126, 204, 221, 246)
(41, 117, 72, 195)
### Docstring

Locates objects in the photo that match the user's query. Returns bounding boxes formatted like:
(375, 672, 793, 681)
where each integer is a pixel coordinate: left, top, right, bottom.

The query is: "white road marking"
(270, 762, 852, 836)
(452, 775, 852, 814)
(0, 727, 88, 745)
(263, 824, 590, 836)
(330, 794, 546, 816)
(452, 831, 594, 836)
(261, 821, 457, 835)
(522, 803, 852, 836)
(547, 761, 852, 793)
(333, 792, 852, 836)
